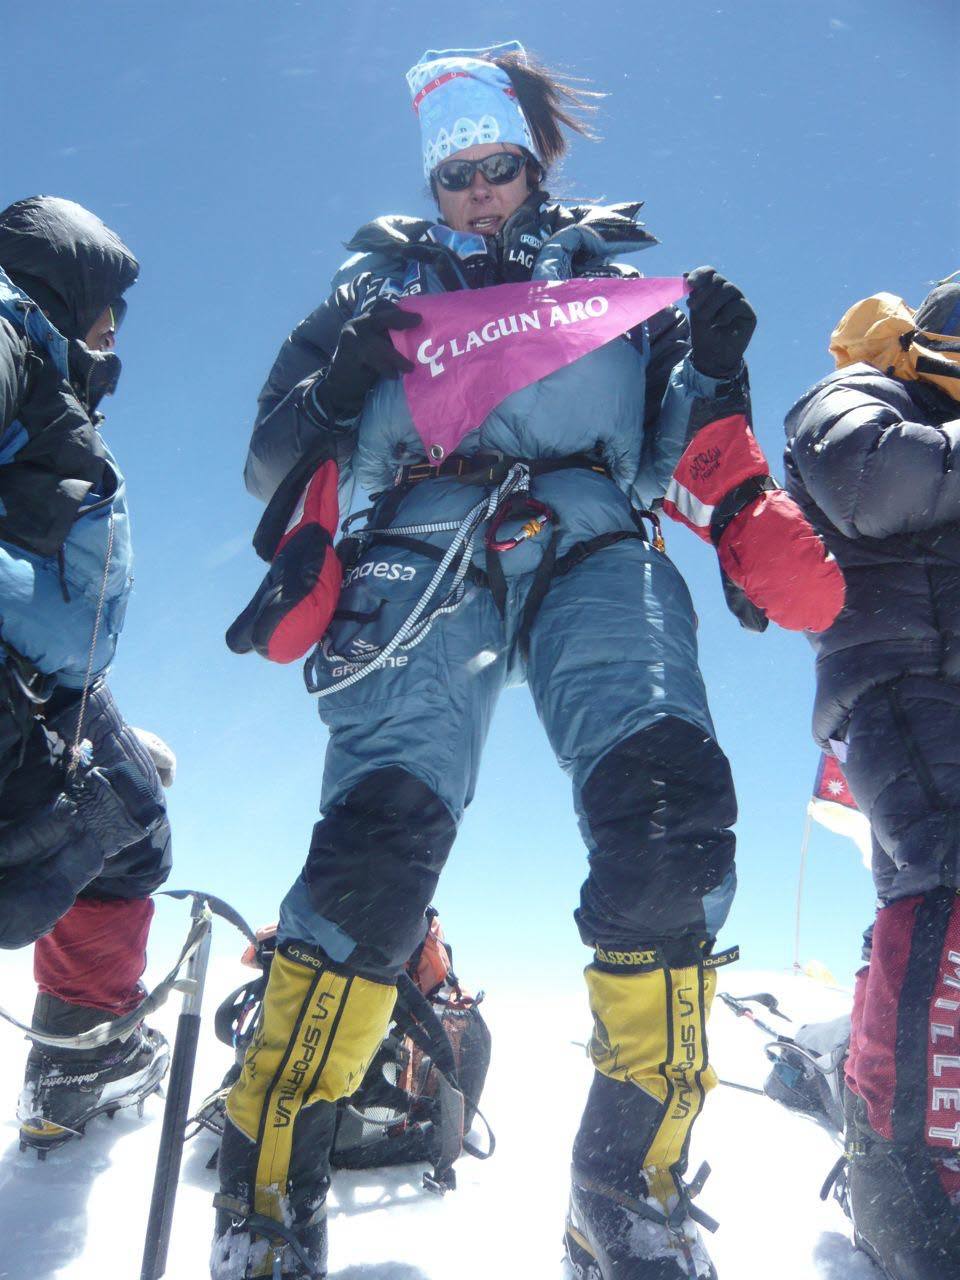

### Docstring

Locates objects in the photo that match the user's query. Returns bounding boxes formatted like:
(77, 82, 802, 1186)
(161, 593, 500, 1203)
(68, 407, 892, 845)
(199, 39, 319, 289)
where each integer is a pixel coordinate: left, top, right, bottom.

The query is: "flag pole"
(793, 809, 813, 974)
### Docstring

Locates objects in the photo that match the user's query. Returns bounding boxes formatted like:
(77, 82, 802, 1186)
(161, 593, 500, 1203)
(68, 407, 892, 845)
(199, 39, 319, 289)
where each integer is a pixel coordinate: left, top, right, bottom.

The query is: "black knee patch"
(577, 717, 737, 944)
(305, 767, 457, 973)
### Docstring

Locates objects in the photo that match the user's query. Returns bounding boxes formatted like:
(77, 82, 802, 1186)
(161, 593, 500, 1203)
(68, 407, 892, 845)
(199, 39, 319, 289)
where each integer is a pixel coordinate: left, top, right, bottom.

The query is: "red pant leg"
(849, 891, 960, 1151)
(34, 896, 154, 1015)
(845, 963, 869, 1089)
(926, 898, 960, 1154)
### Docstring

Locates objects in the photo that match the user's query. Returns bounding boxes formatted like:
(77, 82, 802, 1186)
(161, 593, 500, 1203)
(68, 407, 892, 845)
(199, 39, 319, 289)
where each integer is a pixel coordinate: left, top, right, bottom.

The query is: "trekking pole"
(140, 892, 213, 1280)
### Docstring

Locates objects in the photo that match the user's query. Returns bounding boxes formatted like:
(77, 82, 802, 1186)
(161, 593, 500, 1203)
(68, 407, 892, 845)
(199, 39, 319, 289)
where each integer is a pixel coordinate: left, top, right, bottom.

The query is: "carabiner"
(635, 507, 666, 553)
(486, 496, 554, 553)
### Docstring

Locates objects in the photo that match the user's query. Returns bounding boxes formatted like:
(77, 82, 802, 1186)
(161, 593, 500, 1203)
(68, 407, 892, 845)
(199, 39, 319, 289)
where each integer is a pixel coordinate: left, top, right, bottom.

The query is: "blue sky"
(5, 1, 957, 992)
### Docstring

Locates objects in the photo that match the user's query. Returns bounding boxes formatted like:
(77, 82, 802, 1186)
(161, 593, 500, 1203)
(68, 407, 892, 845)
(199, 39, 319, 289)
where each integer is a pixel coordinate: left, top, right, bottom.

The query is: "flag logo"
(809, 752, 871, 864)
(391, 276, 689, 463)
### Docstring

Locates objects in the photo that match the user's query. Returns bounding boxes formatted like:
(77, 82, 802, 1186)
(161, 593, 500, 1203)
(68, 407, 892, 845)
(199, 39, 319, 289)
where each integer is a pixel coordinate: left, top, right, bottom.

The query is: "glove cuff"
(689, 356, 746, 383)
(710, 475, 779, 547)
(679, 355, 747, 400)
(302, 373, 361, 433)
(661, 413, 768, 541)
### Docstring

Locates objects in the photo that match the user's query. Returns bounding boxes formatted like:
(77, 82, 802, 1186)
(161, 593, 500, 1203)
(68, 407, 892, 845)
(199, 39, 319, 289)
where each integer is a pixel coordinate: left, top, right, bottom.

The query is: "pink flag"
(392, 276, 689, 462)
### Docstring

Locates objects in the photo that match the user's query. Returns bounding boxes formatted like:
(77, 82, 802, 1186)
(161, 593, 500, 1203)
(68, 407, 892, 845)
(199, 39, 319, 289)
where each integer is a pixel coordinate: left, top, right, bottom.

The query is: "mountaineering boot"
(214, 1108, 333, 1280)
(210, 939, 397, 1279)
(17, 993, 169, 1154)
(565, 946, 725, 1278)
(843, 1086, 960, 1280)
(566, 1164, 717, 1280)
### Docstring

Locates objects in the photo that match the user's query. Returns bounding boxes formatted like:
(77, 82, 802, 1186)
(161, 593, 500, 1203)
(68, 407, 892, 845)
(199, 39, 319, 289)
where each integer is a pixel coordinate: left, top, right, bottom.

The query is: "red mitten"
(226, 460, 342, 662)
(662, 414, 768, 542)
(718, 489, 846, 632)
(663, 414, 845, 632)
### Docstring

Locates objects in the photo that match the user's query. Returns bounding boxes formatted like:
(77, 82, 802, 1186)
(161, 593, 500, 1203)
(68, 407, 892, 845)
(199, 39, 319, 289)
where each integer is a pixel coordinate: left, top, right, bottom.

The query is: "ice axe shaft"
(718, 991, 795, 1044)
(140, 895, 212, 1280)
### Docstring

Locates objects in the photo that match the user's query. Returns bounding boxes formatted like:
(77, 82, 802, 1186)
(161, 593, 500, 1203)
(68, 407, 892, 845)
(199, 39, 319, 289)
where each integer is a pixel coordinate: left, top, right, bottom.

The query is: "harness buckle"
(396, 462, 439, 486)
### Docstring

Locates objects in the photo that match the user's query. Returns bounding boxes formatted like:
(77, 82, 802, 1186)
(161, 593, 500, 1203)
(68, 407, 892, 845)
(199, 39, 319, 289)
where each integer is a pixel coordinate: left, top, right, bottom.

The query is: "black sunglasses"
(434, 151, 530, 192)
(109, 298, 127, 332)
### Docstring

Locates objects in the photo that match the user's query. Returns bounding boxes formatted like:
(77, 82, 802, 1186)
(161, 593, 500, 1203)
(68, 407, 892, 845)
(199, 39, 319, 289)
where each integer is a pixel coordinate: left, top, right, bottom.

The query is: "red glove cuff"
(662, 413, 767, 541)
(226, 460, 343, 663)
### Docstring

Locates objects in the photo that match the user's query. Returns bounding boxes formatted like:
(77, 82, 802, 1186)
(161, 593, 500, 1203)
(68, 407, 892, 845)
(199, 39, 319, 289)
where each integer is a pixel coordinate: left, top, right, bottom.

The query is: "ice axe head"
(737, 992, 790, 1021)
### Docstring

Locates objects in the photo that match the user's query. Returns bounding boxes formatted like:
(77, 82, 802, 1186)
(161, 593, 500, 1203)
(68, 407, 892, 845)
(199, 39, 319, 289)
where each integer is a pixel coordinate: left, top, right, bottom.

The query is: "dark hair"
(491, 50, 603, 172)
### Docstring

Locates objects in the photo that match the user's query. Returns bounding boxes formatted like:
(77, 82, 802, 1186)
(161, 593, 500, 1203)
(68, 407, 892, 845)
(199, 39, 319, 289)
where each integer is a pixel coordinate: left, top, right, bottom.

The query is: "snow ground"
(0, 942, 879, 1280)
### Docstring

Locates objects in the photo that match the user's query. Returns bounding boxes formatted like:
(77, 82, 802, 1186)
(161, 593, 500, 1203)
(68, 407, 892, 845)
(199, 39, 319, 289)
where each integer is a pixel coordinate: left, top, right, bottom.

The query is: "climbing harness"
(306, 461, 532, 698)
(306, 451, 667, 698)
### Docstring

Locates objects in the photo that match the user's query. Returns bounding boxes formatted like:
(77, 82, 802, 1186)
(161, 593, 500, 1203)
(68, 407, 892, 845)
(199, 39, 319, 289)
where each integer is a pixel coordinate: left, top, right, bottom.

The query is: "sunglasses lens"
(435, 152, 526, 191)
(436, 161, 474, 191)
(481, 153, 524, 184)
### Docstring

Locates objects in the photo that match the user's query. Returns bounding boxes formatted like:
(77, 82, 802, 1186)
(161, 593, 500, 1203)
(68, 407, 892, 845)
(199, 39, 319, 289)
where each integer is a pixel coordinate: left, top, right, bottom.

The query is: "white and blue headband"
(406, 41, 540, 180)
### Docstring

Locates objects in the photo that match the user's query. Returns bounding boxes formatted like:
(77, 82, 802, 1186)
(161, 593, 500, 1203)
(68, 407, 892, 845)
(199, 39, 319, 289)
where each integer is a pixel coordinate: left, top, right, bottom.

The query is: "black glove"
(685, 266, 756, 379)
(719, 566, 769, 633)
(496, 193, 551, 281)
(319, 300, 421, 421)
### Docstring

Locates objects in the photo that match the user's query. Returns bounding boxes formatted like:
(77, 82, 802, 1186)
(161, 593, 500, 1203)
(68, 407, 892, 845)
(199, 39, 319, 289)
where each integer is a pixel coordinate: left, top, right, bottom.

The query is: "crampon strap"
(574, 1161, 719, 1235)
(212, 1197, 324, 1279)
(0, 889, 255, 1050)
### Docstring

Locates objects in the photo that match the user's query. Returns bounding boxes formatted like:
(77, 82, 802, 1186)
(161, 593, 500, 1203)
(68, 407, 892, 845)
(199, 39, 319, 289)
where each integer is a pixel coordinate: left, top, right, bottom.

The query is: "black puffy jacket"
(0, 196, 138, 557)
(784, 363, 960, 747)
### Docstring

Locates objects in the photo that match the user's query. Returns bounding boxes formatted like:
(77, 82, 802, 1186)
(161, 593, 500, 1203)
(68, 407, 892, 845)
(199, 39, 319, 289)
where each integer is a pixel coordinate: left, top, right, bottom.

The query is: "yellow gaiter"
(585, 955, 718, 1209)
(226, 942, 397, 1227)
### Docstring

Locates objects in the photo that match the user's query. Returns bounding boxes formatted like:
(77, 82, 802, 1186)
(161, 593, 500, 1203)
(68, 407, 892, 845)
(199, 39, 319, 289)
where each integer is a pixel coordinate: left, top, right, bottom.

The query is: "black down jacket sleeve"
(788, 364, 960, 540)
(244, 279, 363, 503)
(0, 316, 28, 435)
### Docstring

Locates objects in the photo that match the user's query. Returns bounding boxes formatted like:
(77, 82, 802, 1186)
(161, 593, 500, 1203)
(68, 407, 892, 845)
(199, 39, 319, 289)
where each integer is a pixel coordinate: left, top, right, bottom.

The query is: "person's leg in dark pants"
(213, 583, 506, 1278)
(526, 542, 736, 1278)
(838, 676, 960, 1277)
(16, 684, 173, 1151)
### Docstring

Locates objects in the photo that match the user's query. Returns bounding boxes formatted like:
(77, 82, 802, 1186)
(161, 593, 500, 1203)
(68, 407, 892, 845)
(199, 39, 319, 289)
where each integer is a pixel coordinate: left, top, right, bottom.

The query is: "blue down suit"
(245, 204, 742, 978)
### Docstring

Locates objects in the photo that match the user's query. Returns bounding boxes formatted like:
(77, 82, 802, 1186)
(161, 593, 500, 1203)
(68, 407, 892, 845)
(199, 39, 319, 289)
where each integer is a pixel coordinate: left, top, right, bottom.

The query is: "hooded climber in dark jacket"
(0, 196, 172, 1153)
(784, 278, 960, 1279)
